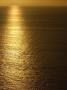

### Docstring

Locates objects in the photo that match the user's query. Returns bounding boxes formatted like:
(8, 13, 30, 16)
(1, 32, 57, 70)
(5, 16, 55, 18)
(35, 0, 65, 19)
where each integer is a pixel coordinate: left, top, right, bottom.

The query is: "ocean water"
(0, 6, 67, 90)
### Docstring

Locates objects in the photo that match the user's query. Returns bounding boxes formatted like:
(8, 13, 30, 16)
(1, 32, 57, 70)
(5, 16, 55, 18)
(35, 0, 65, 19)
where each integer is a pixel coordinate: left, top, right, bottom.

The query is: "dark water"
(0, 6, 67, 90)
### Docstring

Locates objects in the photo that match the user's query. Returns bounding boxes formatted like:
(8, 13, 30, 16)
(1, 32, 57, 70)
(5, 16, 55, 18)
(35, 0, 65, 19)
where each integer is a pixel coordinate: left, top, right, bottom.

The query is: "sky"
(0, 0, 67, 6)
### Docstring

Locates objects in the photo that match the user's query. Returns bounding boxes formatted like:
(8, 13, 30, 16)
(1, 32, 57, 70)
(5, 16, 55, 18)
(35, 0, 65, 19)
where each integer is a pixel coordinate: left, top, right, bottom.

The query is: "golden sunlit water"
(0, 6, 67, 90)
(1, 6, 34, 90)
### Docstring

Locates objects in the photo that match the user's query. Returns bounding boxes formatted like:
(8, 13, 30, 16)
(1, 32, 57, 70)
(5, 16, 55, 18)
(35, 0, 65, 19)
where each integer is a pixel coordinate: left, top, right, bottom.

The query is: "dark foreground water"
(0, 6, 67, 90)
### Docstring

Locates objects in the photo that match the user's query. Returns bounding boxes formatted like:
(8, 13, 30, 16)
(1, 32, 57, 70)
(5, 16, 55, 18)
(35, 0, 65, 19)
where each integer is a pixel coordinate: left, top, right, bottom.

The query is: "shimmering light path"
(1, 6, 32, 90)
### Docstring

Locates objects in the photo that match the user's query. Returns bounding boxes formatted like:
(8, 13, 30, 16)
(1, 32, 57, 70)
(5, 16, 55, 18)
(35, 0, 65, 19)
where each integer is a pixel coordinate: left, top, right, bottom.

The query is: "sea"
(0, 6, 67, 90)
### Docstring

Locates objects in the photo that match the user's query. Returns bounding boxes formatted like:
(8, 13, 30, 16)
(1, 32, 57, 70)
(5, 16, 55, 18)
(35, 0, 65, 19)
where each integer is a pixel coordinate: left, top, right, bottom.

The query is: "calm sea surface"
(0, 6, 67, 90)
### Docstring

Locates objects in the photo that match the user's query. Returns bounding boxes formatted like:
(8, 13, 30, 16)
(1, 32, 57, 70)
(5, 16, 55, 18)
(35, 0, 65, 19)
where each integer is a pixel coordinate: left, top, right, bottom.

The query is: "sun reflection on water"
(2, 6, 29, 89)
